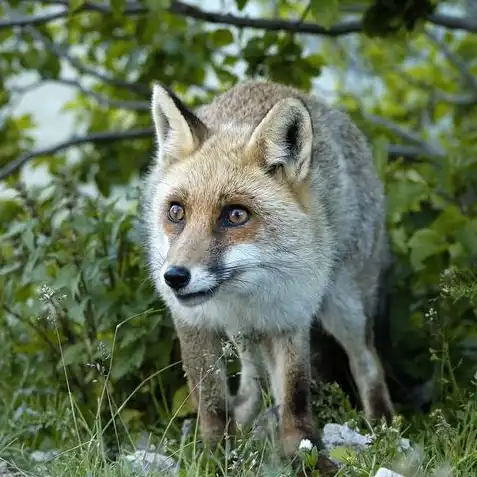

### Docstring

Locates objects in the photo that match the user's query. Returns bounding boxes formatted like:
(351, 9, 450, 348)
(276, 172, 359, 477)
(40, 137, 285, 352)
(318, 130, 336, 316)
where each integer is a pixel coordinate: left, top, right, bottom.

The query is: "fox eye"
(221, 205, 250, 227)
(168, 203, 185, 223)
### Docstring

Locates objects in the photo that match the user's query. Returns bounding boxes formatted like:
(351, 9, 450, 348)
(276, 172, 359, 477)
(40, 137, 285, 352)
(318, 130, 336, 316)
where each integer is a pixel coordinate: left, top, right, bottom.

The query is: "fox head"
(143, 83, 335, 330)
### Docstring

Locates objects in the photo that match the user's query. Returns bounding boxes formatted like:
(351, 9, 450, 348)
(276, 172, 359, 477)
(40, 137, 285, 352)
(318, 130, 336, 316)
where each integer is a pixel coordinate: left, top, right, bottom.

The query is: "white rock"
(322, 423, 374, 451)
(30, 450, 58, 462)
(322, 423, 412, 454)
(374, 468, 406, 477)
(122, 450, 176, 475)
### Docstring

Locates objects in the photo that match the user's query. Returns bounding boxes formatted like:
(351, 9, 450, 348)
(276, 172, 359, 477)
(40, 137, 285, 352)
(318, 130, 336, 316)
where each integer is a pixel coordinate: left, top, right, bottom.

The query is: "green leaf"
(372, 135, 389, 182)
(68, 0, 85, 12)
(235, 0, 248, 11)
(455, 219, 477, 258)
(212, 29, 234, 47)
(58, 343, 86, 368)
(111, 342, 146, 380)
(171, 384, 195, 417)
(310, 0, 340, 29)
(430, 205, 468, 236)
(110, 0, 126, 15)
(0, 263, 22, 276)
(408, 229, 447, 269)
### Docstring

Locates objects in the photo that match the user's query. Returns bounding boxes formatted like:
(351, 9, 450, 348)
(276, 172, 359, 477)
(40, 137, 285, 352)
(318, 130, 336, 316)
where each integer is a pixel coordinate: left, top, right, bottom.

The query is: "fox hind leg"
(319, 282, 394, 424)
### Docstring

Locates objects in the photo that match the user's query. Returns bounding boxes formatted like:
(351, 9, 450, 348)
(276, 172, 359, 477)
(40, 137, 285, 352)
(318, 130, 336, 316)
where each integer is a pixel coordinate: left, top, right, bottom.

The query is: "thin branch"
(363, 111, 446, 157)
(4, 0, 364, 35)
(30, 30, 150, 96)
(386, 144, 429, 161)
(429, 12, 477, 33)
(46, 78, 149, 111)
(395, 69, 477, 107)
(0, 128, 154, 180)
(1, 1, 150, 96)
(425, 28, 477, 92)
(4, 1, 477, 36)
(0, 9, 67, 28)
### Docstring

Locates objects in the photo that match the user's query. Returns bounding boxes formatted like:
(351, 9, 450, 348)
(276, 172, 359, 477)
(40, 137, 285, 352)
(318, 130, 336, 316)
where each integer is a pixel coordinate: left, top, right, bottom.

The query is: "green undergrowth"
(1, 334, 477, 477)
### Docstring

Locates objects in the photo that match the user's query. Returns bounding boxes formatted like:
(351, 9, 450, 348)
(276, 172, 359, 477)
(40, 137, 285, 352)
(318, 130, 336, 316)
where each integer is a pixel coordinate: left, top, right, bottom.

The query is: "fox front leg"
(228, 334, 265, 429)
(260, 330, 323, 457)
(174, 324, 235, 447)
(260, 330, 339, 475)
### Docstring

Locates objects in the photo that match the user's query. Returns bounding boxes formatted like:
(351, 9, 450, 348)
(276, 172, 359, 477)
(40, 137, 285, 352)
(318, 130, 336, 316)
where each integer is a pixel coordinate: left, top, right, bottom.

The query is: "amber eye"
(221, 205, 250, 227)
(168, 203, 185, 223)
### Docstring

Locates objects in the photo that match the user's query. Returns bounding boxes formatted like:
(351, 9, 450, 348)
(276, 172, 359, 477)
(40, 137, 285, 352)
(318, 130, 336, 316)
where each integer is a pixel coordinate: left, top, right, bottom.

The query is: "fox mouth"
(174, 285, 220, 306)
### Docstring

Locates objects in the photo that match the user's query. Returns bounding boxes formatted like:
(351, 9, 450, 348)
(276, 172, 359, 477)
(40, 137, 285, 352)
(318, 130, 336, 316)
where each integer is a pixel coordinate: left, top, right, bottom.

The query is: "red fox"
(142, 79, 394, 468)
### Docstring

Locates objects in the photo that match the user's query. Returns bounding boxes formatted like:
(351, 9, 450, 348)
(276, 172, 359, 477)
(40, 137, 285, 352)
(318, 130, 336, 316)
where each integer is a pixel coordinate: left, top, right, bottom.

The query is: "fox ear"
(151, 83, 208, 166)
(247, 98, 313, 182)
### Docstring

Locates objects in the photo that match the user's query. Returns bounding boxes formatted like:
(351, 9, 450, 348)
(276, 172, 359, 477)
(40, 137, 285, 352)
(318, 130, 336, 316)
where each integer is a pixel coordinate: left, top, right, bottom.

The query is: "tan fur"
(142, 79, 394, 471)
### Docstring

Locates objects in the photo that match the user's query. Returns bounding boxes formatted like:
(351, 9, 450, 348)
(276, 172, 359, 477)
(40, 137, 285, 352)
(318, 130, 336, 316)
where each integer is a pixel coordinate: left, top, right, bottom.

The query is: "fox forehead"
(158, 134, 275, 208)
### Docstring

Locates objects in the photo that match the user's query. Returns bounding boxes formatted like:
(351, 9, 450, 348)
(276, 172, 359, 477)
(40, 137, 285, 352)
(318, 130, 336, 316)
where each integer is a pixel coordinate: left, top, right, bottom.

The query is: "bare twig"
(1, 0, 363, 35)
(28, 30, 150, 96)
(394, 69, 477, 107)
(425, 28, 477, 92)
(386, 144, 429, 161)
(1, 1, 150, 96)
(363, 111, 445, 157)
(0, 9, 67, 28)
(45, 78, 149, 111)
(429, 12, 477, 33)
(3, 1, 477, 35)
(0, 128, 154, 180)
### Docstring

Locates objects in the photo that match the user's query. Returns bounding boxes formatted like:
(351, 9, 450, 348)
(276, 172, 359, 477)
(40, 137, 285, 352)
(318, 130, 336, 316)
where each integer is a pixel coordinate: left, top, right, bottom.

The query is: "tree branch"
(363, 111, 446, 158)
(425, 28, 477, 92)
(428, 13, 477, 33)
(0, 9, 67, 28)
(4, 1, 477, 36)
(0, 128, 154, 181)
(386, 144, 429, 161)
(1, 1, 150, 96)
(7, 0, 363, 36)
(394, 69, 477, 107)
(46, 78, 149, 111)
(30, 30, 150, 96)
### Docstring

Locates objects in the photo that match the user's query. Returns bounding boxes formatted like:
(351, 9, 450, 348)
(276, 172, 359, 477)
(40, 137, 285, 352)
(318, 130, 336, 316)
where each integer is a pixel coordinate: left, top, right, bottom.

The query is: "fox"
(141, 79, 395, 467)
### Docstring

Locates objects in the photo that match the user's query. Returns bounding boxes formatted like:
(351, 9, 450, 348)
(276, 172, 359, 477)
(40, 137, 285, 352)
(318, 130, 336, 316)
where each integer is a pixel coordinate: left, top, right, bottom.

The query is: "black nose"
(163, 266, 191, 290)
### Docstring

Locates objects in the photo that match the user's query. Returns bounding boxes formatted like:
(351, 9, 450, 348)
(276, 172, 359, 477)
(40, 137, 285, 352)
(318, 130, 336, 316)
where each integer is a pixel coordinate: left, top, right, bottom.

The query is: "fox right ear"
(151, 83, 208, 166)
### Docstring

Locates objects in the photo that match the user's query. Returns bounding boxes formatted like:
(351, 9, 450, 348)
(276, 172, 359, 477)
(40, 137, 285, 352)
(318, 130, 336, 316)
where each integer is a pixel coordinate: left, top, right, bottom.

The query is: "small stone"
(121, 450, 176, 475)
(30, 450, 58, 462)
(374, 468, 406, 477)
(322, 423, 374, 451)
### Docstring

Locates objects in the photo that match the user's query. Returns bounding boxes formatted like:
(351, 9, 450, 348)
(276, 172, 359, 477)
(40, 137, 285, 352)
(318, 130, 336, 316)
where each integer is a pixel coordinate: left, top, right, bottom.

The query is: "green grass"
(1, 320, 477, 477)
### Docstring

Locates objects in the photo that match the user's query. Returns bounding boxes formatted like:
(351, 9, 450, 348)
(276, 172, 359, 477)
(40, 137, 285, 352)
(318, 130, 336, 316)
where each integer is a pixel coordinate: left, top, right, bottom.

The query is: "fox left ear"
(151, 83, 208, 167)
(246, 97, 313, 182)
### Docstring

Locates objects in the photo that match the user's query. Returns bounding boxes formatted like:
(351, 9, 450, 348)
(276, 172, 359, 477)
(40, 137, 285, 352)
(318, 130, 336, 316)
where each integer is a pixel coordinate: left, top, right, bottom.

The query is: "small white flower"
(299, 439, 313, 451)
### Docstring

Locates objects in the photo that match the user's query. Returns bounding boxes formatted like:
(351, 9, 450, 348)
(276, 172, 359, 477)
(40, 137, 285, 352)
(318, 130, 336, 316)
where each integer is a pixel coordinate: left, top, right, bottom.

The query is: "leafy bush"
(0, 170, 194, 450)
